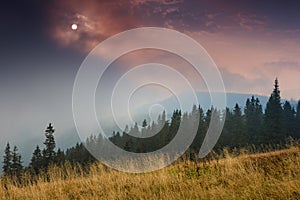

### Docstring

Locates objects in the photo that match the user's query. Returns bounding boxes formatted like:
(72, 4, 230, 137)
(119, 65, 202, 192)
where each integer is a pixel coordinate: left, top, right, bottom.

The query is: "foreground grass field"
(1, 146, 300, 200)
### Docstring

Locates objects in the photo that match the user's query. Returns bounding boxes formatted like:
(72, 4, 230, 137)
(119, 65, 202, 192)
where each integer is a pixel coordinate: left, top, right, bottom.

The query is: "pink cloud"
(130, 0, 183, 6)
(45, 0, 300, 99)
(236, 12, 267, 31)
(48, 0, 141, 52)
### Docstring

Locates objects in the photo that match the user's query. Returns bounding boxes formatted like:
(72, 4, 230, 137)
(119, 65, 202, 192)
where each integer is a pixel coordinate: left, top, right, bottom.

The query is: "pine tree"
(232, 104, 247, 147)
(283, 101, 296, 138)
(169, 109, 181, 140)
(11, 146, 23, 178)
(158, 110, 169, 148)
(264, 78, 285, 144)
(55, 148, 65, 166)
(43, 123, 56, 167)
(141, 119, 148, 139)
(295, 100, 300, 139)
(142, 119, 147, 128)
(65, 142, 95, 165)
(205, 108, 212, 128)
(158, 111, 166, 130)
(244, 96, 263, 144)
(124, 138, 133, 151)
(217, 108, 232, 148)
(29, 145, 43, 175)
(191, 106, 206, 152)
(254, 97, 263, 141)
(2, 143, 12, 176)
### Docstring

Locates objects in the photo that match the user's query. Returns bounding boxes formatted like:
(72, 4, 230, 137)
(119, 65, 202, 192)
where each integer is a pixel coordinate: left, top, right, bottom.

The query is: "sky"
(47, 0, 300, 98)
(1, 0, 300, 162)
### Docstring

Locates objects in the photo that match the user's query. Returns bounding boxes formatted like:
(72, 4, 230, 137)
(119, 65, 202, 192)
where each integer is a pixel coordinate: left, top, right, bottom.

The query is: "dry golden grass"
(1, 147, 300, 200)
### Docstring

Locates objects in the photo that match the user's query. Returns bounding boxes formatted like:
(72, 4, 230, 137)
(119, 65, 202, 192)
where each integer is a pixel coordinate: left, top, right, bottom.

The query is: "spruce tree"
(244, 96, 263, 144)
(191, 106, 206, 152)
(169, 109, 181, 141)
(124, 138, 133, 151)
(264, 78, 285, 144)
(29, 145, 43, 175)
(295, 100, 300, 139)
(161, 111, 170, 148)
(254, 98, 264, 143)
(142, 119, 147, 128)
(141, 119, 147, 138)
(43, 123, 56, 167)
(283, 101, 296, 138)
(55, 148, 65, 166)
(11, 146, 23, 178)
(218, 108, 233, 148)
(2, 143, 12, 176)
(232, 104, 247, 147)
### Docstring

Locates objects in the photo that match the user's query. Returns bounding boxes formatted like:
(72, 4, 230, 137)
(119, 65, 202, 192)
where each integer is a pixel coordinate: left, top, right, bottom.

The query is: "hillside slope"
(1, 146, 300, 199)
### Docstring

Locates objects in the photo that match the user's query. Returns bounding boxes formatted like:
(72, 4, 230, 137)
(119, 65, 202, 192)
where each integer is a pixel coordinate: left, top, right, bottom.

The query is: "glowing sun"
(71, 24, 78, 30)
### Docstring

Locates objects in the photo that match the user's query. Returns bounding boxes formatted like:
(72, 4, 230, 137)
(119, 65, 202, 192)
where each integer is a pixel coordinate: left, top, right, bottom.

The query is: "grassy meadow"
(1, 146, 300, 200)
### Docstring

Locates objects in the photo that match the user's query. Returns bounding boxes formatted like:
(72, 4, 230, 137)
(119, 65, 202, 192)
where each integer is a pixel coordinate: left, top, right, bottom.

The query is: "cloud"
(47, 0, 188, 52)
(45, 0, 300, 99)
(47, 0, 271, 52)
(48, 0, 141, 52)
(236, 12, 266, 31)
(264, 61, 300, 72)
(262, 61, 300, 98)
(219, 67, 270, 96)
(130, 0, 184, 6)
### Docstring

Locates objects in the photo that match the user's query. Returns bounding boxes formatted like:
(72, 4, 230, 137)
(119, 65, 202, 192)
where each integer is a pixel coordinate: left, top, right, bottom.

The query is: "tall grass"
(0, 146, 300, 199)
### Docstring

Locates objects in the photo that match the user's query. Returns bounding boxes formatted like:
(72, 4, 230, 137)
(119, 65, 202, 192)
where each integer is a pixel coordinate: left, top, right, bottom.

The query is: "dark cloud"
(48, 0, 140, 52)
(47, 0, 276, 52)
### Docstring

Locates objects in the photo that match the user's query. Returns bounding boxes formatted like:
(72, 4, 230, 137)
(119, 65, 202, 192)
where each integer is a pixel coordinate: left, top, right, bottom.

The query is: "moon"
(71, 24, 78, 30)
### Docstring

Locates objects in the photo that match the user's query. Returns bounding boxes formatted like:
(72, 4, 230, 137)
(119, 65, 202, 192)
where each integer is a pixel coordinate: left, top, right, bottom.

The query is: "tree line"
(109, 78, 300, 153)
(2, 78, 300, 179)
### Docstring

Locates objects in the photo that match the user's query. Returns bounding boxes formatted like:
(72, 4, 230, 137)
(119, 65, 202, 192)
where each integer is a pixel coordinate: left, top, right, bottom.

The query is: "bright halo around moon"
(71, 24, 78, 30)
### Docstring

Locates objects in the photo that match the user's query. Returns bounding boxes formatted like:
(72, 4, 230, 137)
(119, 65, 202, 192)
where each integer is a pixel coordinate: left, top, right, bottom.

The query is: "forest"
(2, 78, 300, 181)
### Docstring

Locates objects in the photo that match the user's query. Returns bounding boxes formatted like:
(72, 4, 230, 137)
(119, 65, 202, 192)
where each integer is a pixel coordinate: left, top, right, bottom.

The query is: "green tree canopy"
(42, 123, 56, 167)
(264, 78, 285, 144)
